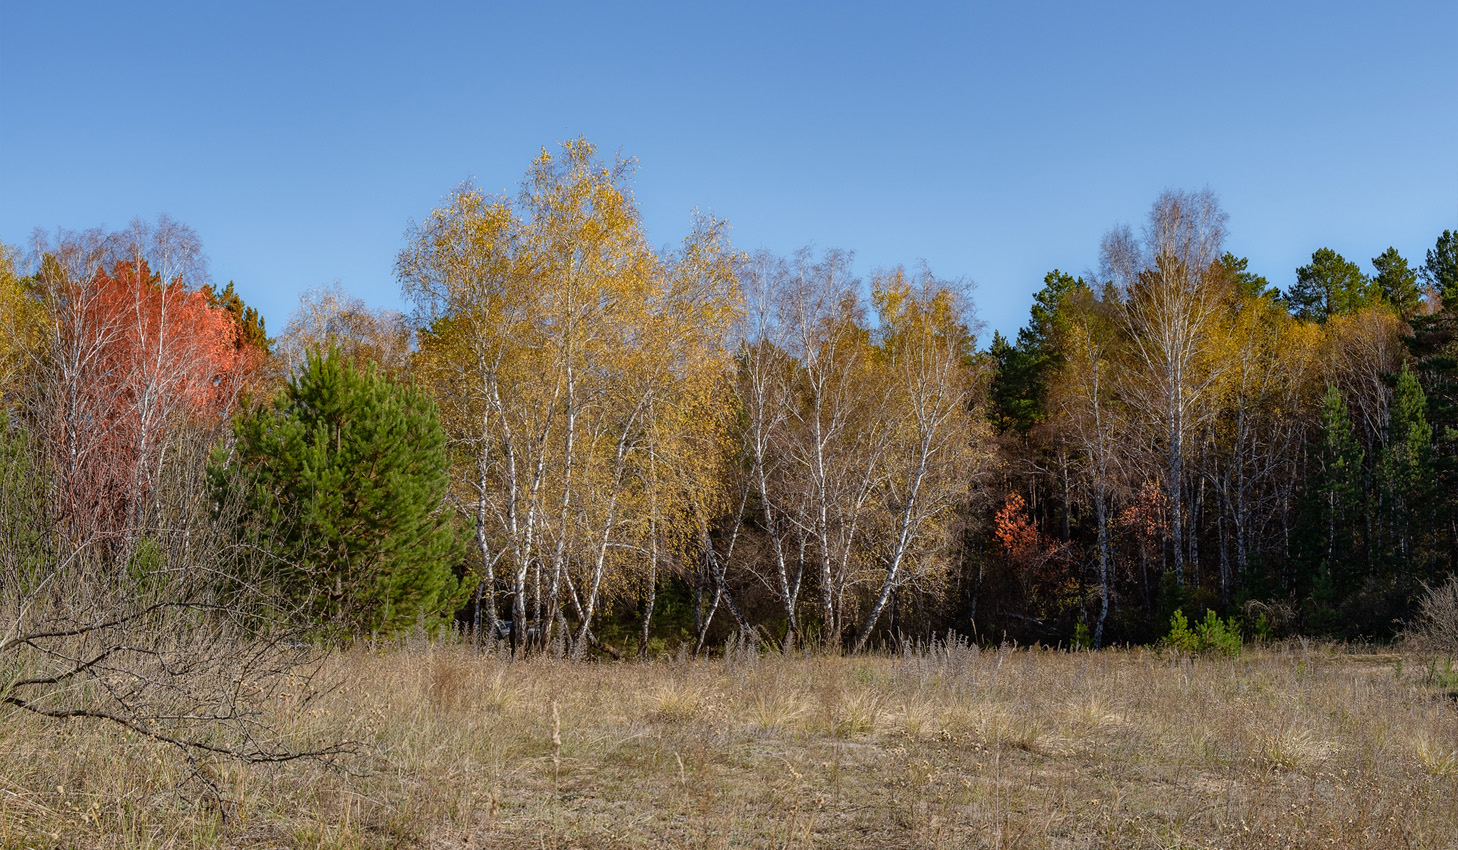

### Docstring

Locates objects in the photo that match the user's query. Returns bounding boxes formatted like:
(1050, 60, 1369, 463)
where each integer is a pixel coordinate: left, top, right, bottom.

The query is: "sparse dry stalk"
(550, 699, 562, 786)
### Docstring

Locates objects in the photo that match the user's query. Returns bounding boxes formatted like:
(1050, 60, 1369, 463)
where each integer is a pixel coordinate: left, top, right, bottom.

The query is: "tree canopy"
(1288, 248, 1374, 322)
(3, 148, 1455, 654)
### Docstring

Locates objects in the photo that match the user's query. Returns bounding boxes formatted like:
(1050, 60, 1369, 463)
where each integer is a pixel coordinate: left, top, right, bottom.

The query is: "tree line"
(3, 140, 1455, 661)
(987, 192, 1456, 647)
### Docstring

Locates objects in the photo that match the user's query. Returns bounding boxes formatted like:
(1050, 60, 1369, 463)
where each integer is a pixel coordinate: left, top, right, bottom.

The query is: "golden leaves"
(0, 241, 41, 402)
(399, 139, 746, 612)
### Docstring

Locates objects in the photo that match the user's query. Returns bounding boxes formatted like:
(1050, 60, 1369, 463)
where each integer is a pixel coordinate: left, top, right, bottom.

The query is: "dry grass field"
(3, 639, 1456, 849)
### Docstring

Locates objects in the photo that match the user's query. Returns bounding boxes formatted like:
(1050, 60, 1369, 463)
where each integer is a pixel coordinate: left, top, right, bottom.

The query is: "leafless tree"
(275, 281, 414, 380)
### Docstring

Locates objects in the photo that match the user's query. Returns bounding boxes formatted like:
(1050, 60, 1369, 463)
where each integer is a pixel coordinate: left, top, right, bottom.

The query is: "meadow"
(3, 639, 1456, 849)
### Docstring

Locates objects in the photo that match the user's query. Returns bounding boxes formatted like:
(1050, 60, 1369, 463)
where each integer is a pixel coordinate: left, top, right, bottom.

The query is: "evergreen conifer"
(217, 348, 463, 636)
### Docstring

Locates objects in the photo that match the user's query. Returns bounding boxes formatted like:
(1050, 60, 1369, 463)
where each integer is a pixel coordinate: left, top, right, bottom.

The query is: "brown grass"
(3, 639, 1457, 848)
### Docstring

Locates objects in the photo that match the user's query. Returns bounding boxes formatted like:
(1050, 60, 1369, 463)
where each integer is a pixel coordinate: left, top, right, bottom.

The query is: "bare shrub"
(0, 412, 344, 798)
(1412, 574, 1458, 652)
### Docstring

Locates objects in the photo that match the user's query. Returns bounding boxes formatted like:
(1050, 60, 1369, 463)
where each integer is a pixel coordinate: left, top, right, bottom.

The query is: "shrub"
(1413, 574, 1458, 653)
(1166, 610, 1198, 653)
(1164, 609, 1242, 657)
(1072, 621, 1092, 651)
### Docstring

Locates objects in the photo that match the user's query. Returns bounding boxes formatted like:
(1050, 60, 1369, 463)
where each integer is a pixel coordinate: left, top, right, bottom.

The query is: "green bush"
(1164, 609, 1242, 657)
(1072, 621, 1092, 651)
(1165, 609, 1198, 653)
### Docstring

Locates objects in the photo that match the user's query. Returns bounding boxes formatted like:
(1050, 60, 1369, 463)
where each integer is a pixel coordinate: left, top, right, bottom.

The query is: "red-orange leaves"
(90, 259, 247, 416)
(45, 256, 249, 544)
(994, 492, 1075, 609)
(994, 492, 1046, 565)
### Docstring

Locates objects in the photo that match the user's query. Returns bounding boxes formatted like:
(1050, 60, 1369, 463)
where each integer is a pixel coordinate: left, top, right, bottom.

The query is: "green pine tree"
(1220, 252, 1280, 302)
(216, 347, 464, 636)
(1288, 248, 1375, 323)
(1305, 563, 1343, 635)
(1291, 387, 1372, 635)
(204, 280, 271, 355)
(987, 330, 1036, 432)
(1407, 232, 1458, 576)
(1423, 230, 1458, 303)
(987, 270, 1087, 434)
(1371, 247, 1422, 319)
(1317, 385, 1366, 595)
(1375, 363, 1435, 583)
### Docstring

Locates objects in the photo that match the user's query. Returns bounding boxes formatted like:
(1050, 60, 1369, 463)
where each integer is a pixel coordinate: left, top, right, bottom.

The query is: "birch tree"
(733, 252, 804, 644)
(401, 140, 741, 654)
(851, 266, 988, 652)
(1049, 289, 1125, 647)
(779, 249, 889, 648)
(23, 220, 247, 552)
(401, 185, 528, 640)
(1206, 288, 1321, 598)
(1101, 189, 1232, 584)
(276, 282, 413, 380)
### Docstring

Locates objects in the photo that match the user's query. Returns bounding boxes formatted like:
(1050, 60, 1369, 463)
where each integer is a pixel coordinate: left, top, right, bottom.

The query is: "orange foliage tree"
(993, 492, 1072, 612)
(31, 222, 252, 547)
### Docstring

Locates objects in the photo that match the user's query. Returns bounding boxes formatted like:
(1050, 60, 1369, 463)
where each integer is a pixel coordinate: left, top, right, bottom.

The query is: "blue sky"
(2, 1, 1454, 342)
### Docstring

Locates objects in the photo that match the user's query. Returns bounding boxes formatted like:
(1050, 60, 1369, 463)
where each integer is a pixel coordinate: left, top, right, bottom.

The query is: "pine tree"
(1374, 363, 1434, 583)
(1407, 233, 1458, 576)
(987, 330, 1036, 433)
(1293, 386, 1367, 634)
(1220, 252, 1280, 302)
(1423, 230, 1458, 302)
(1370, 248, 1422, 319)
(218, 347, 463, 636)
(1317, 385, 1365, 594)
(987, 270, 1086, 434)
(1288, 248, 1374, 322)
(204, 280, 270, 355)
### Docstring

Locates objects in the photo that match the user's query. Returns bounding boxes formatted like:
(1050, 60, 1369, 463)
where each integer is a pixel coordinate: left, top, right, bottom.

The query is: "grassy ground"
(3, 639, 1456, 849)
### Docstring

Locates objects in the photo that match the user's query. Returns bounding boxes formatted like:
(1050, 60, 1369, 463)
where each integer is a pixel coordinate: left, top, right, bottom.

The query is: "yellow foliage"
(399, 139, 744, 642)
(0, 242, 43, 404)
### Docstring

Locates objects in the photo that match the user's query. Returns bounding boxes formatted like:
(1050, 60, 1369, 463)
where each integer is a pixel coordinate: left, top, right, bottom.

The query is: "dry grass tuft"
(827, 688, 884, 738)
(747, 688, 810, 734)
(1254, 725, 1334, 773)
(649, 678, 706, 723)
(976, 704, 1046, 753)
(1412, 731, 1458, 777)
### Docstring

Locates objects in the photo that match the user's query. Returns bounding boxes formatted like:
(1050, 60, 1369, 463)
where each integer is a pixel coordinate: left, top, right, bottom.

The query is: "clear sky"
(2, 1, 1454, 342)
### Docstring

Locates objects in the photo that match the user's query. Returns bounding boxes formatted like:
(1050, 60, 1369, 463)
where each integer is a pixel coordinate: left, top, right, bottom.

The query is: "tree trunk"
(639, 511, 658, 659)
